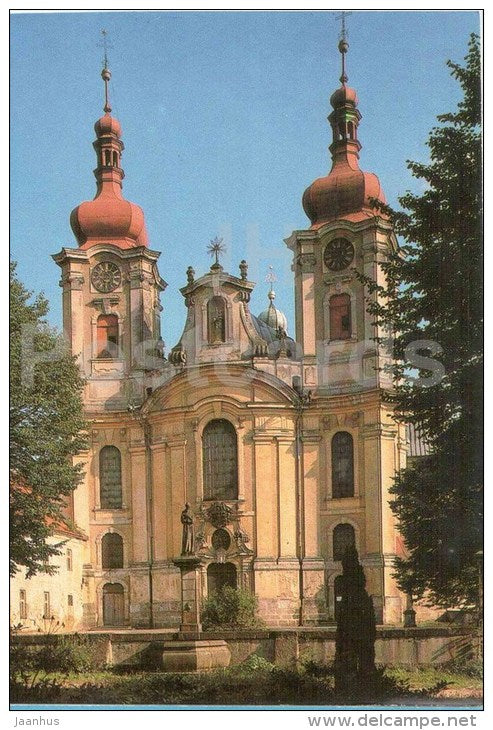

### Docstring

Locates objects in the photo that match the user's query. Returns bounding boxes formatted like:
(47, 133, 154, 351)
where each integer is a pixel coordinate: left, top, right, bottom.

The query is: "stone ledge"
(11, 625, 475, 644)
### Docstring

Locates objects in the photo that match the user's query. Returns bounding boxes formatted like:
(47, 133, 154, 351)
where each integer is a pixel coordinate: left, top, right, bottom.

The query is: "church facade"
(12, 43, 427, 631)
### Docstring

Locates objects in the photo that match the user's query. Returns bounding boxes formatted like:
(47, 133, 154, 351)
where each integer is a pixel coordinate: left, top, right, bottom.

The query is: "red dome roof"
(329, 84, 358, 108)
(94, 112, 122, 138)
(302, 74, 387, 228)
(70, 192, 148, 249)
(302, 160, 386, 228)
(70, 103, 149, 249)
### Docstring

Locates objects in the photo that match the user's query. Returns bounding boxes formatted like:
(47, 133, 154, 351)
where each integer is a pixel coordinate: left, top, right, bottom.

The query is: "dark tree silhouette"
(334, 545, 376, 697)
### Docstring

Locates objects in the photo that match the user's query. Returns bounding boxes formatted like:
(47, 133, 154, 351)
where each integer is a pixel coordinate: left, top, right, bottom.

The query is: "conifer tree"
(10, 262, 87, 577)
(363, 34, 482, 607)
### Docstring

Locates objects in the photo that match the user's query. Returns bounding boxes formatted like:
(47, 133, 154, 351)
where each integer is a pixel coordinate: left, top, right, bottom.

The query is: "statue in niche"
(207, 297, 226, 344)
(180, 503, 195, 556)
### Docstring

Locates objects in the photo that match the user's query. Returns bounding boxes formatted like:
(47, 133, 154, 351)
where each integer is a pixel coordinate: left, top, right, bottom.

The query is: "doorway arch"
(102, 582, 125, 626)
(207, 562, 237, 594)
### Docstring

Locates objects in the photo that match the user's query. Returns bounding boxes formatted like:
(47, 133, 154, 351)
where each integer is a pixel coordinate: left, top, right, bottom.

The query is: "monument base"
(161, 639, 231, 672)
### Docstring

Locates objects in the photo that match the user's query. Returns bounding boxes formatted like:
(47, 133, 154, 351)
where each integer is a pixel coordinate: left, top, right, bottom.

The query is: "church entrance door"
(103, 583, 124, 626)
(207, 562, 237, 594)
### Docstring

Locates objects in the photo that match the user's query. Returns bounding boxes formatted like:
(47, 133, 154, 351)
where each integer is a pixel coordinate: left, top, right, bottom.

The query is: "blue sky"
(10, 10, 480, 349)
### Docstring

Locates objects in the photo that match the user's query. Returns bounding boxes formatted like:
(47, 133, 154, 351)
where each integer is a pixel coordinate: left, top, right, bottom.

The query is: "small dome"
(94, 113, 122, 138)
(258, 291, 288, 333)
(330, 85, 358, 108)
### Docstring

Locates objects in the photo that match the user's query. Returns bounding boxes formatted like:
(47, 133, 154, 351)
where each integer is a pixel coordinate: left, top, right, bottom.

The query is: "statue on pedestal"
(181, 503, 195, 556)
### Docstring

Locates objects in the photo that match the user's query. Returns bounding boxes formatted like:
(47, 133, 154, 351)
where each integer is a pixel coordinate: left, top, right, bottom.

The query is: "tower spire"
(266, 265, 277, 301)
(100, 29, 112, 113)
(335, 11, 351, 85)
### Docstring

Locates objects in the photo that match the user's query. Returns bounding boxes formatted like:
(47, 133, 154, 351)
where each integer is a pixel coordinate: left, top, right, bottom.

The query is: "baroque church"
(11, 37, 429, 631)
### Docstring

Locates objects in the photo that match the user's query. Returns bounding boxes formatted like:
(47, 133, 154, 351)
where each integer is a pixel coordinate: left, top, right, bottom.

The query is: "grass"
(10, 659, 483, 706)
(387, 666, 482, 692)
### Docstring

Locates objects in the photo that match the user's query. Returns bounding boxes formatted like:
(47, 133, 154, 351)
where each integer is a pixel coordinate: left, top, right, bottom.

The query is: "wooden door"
(103, 583, 124, 626)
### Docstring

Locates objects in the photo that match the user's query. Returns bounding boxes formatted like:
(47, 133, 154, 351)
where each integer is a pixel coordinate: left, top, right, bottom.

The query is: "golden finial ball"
(338, 39, 349, 54)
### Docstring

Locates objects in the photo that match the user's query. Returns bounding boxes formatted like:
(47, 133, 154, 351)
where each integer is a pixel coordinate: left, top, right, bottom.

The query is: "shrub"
(201, 586, 262, 630)
(35, 635, 96, 673)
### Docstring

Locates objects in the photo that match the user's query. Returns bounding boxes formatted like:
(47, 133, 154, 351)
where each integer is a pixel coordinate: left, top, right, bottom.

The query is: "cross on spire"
(100, 28, 112, 70)
(99, 29, 113, 113)
(336, 11, 352, 42)
(335, 11, 352, 85)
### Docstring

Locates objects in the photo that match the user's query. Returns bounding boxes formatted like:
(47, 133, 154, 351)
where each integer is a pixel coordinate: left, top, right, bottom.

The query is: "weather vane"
(207, 236, 226, 268)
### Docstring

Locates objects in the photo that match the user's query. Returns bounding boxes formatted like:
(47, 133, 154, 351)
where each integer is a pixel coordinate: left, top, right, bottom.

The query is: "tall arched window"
(102, 533, 123, 569)
(329, 294, 351, 340)
(331, 431, 354, 498)
(333, 523, 355, 561)
(207, 297, 226, 344)
(97, 314, 119, 358)
(99, 446, 122, 509)
(202, 419, 238, 500)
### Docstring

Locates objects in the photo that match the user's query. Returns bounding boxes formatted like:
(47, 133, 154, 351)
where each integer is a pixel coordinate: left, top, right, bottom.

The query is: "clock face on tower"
(91, 261, 122, 293)
(323, 238, 355, 272)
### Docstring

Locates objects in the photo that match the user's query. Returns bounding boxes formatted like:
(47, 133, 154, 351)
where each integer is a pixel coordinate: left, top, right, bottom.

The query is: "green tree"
(362, 34, 482, 607)
(10, 262, 87, 577)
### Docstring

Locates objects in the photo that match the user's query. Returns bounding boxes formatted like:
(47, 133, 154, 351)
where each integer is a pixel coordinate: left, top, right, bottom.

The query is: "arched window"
(97, 314, 119, 358)
(202, 419, 238, 500)
(333, 523, 355, 561)
(102, 533, 123, 569)
(99, 446, 122, 509)
(331, 431, 354, 498)
(329, 294, 351, 341)
(207, 297, 226, 344)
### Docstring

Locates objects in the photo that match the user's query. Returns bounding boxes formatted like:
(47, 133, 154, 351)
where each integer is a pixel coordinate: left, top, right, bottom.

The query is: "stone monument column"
(173, 556, 206, 638)
(162, 504, 230, 671)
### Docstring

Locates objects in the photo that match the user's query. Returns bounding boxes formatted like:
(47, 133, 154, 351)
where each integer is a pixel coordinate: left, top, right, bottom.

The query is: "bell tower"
(53, 62, 166, 410)
(285, 28, 406, 625)
(286, 31, 397, 394)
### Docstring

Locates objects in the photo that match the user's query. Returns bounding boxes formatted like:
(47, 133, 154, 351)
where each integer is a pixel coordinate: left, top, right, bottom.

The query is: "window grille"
(331, 431, 354, 498)
(19, 590, 27, 620)
(43, 591, 51, 619)
(202, 419, 238, 500)
(99, 446, 122, 509)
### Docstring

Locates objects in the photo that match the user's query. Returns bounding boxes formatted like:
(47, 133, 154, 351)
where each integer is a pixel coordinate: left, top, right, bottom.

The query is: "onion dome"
(302, 38, 386, 228)
(70, 66, 148, 249)
(258, 289, 288, 333)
